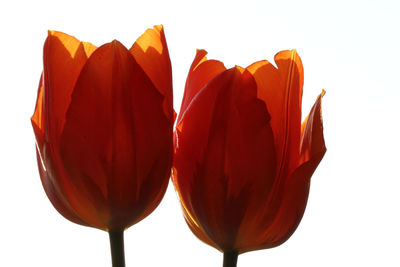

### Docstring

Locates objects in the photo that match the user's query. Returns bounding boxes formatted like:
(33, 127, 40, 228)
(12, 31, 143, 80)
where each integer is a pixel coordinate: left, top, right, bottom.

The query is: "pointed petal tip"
(194, 49, 208, 62)
(47, 30, 68, 38)
(154, 24, 163, 31)
(191, 49, 210, 72)
(196, 48, 207, 54)
(300, 90, 327, 162)
(233, 65, 245, 73)
(30, 115, 36, 126)
(47, 30, 64, 40)
(102, 39, 128, 52)
(111, 39, 123, 47)
(47, 30, 68, 37)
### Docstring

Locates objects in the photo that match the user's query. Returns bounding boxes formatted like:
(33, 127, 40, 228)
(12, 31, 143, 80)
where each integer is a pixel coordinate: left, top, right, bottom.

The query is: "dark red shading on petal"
(59, 41, 172, 231)
(174, 68, 276, 252)
(130, 25, 174, 122)
(176, 49, 226, 126)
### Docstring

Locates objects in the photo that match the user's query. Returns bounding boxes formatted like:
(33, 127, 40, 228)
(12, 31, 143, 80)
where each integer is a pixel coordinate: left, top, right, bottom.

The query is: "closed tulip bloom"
(173, 50, 326, 266)
(31, 25, 173, 267)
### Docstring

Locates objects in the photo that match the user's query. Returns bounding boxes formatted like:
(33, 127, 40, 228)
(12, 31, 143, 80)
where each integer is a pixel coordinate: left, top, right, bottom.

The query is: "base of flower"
(109, 230, 125, 267)
(223, 251, 238, 267)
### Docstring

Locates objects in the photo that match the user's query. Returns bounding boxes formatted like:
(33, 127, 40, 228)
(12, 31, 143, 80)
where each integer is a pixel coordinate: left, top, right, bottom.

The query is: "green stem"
(108, 230, 125, 267)
(223, 251, 238, 267)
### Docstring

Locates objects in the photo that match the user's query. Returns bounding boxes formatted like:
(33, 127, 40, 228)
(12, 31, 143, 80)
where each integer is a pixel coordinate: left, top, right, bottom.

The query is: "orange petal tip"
(154, 24, 163, 31)
(192, 49, 209, 71)
(233, 65, 245, 73)
(196, 48, 207, 54)
(110, 39, 124, 47)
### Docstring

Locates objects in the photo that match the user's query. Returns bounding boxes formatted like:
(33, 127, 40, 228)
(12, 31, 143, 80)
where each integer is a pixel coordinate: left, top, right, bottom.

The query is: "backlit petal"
(274, 50, 304, 174)
(248, 50, 304, 177)
(176, 49, 226, 126)
(130, 25, 174, 122)
(59, 41, 171, 231)
(43, 31, 96, 144)
(246, 60, 282, 146)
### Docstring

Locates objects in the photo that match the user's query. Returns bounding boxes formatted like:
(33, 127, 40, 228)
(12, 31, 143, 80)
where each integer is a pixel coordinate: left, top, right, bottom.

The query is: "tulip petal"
(130, 25, 174, 122)
(36, 149, 89, 226)
(43, 31, 96, 143)
(246, 60, 282, 144)
(59, 41, 171, 230)
(274, 50, 304, 173)
(174, 68, 276, 251)
(241, 52, 305, 242)
(183, 210, 218, 248)
(248, 50, 303, 177)
(176, 49, 226, 125)
(249, 91, 326, 251)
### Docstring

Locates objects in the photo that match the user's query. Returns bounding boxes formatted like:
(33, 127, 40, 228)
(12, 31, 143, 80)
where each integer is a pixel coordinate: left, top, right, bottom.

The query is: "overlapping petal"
(247, 50, 303, 177)
(130, 25, 174, 122)
(42, 31, 97, 143)
(176, 49, 226, 126)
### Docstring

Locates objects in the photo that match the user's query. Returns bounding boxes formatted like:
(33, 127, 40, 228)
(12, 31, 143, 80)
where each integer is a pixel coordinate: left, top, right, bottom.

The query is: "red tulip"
(31, 25, 173, 267)
(173, 49, 326, 266)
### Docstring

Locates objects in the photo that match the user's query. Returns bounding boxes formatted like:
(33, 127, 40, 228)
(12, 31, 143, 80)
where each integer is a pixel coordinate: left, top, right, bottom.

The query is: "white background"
(1, 0, 399, 266)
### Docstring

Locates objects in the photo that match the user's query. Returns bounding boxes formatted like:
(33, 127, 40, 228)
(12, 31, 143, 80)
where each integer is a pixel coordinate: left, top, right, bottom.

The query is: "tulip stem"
(223, 251, 238, 267)
(109, 230, 125, 267)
